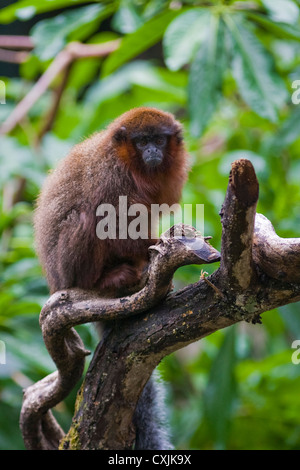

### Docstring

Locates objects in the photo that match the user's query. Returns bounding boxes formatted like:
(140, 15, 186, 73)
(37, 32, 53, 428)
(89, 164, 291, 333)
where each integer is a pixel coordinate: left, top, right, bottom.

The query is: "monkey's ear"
(174, 127, 183, 144)
(113, 126, 127, 143)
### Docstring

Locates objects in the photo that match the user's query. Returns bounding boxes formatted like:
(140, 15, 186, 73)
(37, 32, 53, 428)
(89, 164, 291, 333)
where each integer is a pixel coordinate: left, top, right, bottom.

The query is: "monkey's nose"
(143, 147, 163, 168)
(145, 147, 159, 156)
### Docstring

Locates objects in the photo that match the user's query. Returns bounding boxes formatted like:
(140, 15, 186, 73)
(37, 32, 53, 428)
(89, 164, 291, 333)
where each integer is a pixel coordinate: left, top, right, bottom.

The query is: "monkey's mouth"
(143, 152, 163, 168)
(145, 158, 162, 168)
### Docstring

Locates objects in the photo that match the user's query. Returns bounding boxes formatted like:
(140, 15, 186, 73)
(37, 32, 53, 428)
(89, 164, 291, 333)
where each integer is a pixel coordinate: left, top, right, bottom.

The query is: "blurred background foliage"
(0, 0, 300, 450)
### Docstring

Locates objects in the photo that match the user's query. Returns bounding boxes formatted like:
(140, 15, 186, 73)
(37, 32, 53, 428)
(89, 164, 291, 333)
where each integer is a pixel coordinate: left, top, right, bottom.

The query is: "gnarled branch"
(20, 227, 220, 450)
(253, 213, 300, 283)
(0, 35, 34, 50)
(20, 158, 300, 450)
(219, 158, 259, 290)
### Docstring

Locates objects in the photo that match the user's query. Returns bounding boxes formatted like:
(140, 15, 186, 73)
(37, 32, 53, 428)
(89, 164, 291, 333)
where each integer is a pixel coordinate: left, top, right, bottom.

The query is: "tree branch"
(20, 227, 220, 450)
(219, 158, 259, 289)
(0, 48, 29, 63)
(253, 213, 300, 283)
(36, 62, 73, 143)
(20, 158, 300, 450)
(0, 40, 120, 136)
(0, 35, 34, 50)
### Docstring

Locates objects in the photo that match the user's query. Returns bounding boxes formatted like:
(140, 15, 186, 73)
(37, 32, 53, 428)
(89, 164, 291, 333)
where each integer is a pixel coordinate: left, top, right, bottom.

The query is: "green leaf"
(261, 0, 299, 25)
(163, 8, 211, 71)
(30, 4, 114, 61)
(5, 301, 41, 318)
(225, 14, 288, 122)
(204, 327, 237, 449)
(101, 8, 182, 77)
(81, 62, 187, 136)
(0, 0, 99, 24)
(0, 137, 35, 184)
(188, 14, 227, 137)
(0, 203, 32, 233)
(86, 61, 186, 107)
(143, 0, 168, 20)
(270, 105, 300, 151)
(112, 1, 143, 34)
(247, 12, 300, 41)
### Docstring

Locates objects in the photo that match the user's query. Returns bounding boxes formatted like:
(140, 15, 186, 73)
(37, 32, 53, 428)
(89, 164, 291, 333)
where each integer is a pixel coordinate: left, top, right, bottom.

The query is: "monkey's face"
(111, 108, 183, 174)
(132, 132, 168, 169)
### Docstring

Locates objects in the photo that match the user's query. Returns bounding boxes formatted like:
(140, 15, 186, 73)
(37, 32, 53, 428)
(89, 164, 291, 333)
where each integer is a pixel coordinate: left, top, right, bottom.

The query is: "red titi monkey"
(34, 107, 188, 297)
(34, 107, 189, 449)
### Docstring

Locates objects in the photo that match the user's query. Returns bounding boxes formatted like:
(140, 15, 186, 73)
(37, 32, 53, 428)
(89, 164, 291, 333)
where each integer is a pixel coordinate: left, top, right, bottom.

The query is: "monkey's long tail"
(133, 372, 173, 450)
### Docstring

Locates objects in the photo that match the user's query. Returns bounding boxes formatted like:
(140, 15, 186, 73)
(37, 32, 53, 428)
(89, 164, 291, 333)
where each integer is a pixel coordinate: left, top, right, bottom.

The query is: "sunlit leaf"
(247, 12, 300, 40)
(86, 61, 186, 106)
(225, 14, 288, 122)
(30, 4, 114, 61)
(188, 14, 227, 137)
(101, 8, 182, 77)
(261, 0, 299, 25)
(163, 8, 211, 71)
(112, 1, 143, 33)
(0, 0, 99, 24)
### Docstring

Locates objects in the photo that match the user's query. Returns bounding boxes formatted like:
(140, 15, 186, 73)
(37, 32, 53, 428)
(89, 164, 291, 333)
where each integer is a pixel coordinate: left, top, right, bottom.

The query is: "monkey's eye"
(154, 135, 167, 147)
(135, 136, 148, 148)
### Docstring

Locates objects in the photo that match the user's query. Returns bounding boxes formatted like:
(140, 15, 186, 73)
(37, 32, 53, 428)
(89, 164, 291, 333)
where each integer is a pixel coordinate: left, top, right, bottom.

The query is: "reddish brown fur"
(34, 107, 188, 296)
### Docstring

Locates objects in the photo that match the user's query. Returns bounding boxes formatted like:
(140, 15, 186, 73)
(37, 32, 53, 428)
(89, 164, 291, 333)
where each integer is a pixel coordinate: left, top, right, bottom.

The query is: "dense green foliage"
(0, 0, 300, 450)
